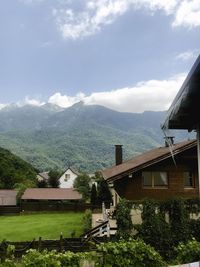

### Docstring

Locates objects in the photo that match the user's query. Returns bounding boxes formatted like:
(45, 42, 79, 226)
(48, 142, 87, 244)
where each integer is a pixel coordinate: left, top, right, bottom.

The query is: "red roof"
(21, 188, 82, 200)
(102, 139, 197, 182)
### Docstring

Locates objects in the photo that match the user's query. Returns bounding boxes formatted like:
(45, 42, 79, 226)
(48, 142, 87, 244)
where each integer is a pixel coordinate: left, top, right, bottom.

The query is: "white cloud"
(47, 73, 186, 113)
(51, 0, 200, 40)
(176, 49, 200, 61)
(23, 97, 45, 106)
(53, 0, 179, 40)
(0, 104, 8, 110)
(0, 74, 186, 113)
(84, 73, 186, 112)
(173, 0, 200, 28)
(48, 92, 85, 108)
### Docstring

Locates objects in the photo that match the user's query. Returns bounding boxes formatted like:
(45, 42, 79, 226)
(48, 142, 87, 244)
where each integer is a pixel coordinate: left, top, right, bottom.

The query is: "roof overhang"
(103, 140, 197, 183)
(162, 55, 200, 131)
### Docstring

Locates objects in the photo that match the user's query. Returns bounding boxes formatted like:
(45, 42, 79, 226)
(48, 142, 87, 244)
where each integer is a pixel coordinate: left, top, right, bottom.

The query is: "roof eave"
(105, 141, 197, 183)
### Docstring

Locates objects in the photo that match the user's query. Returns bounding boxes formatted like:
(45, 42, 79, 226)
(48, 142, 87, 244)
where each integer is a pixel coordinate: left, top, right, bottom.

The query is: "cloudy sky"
(0, 0, 200, 112)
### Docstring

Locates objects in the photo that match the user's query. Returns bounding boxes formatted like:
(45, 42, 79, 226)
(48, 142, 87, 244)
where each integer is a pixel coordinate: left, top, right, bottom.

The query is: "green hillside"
(0, 147, 37, 189)
(0, 102, 192, 173)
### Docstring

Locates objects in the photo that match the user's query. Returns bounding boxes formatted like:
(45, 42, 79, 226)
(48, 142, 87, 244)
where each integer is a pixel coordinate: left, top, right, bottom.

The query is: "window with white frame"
(183, 171, 194, 188)
(142, 171, 168, 188)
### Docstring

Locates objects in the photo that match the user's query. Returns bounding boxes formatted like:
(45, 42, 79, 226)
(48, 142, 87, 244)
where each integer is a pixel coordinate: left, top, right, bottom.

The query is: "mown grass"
(0, 212, 84, 241)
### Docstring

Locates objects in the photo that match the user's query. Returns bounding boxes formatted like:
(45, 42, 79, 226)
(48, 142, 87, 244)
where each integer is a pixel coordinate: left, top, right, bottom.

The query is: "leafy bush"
(115, 198, 133, 239)
(166, 198, 191, 245)
(82, 209, 92, 233)
(190, 219, 200, 241)
(96, 239, 167, 267)
(73, 173, 91, 201)
(0, 249, 94, 267)
(175, 239, 200, 264)
(136, 199, 172, 260)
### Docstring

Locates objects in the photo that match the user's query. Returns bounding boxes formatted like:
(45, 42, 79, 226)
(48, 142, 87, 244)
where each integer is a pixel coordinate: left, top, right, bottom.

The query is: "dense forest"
(0, 102, 193, 172)
(0, 147, 37, 189)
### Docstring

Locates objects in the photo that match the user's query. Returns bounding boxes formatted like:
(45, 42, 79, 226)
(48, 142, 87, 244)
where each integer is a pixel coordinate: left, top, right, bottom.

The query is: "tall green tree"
(90, 183, 97, 206)
(116, 198, 133, 239)
(48, 169, 60, 188)
(94, 171, 112, 206)
(73, 173, 91, 201)
(97, 179, 112, 206)
(37, 179, 48, 188)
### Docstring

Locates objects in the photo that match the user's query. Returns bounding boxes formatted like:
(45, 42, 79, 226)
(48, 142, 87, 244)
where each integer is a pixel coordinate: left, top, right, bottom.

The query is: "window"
(143, 171, 168, 188)
(64, 174, 70, 182)
(183, 171, 194, 188)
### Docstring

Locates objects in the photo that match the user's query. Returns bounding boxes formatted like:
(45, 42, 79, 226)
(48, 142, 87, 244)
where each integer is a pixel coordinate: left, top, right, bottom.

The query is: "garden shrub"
(82, 209, 92, 233)
(135, 199, 172, 260)
(96, 239, 167, 267)
(115, 198, 133, 239)
(0, 249, 94, 267)
(175, 239, 200, 264)
(166, 198, 191, 246)
(189, 219, 200, 241)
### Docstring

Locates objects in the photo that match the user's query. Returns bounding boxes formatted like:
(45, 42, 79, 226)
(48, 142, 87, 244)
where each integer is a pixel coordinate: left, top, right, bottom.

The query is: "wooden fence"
(20, 202, 101, 212)
(0, 235, 112, 258)
(0, 206, 21, 215)
(0, 203, 101, 215)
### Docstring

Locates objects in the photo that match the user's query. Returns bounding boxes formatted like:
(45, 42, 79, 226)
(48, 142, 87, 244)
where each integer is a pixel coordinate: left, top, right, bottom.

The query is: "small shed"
(0, 190, 18, 206)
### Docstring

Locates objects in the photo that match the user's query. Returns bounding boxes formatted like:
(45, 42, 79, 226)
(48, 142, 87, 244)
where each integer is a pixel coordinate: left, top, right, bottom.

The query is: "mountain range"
(0, 102, 193, 172)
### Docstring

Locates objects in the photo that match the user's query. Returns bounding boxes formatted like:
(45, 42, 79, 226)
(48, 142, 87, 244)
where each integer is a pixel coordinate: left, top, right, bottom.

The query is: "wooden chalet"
(102, 140, 199, 202)
(162, 54, 200, 197)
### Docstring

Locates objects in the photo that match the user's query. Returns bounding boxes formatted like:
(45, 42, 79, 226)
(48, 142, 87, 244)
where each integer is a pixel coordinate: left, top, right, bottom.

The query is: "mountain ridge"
(0, 103, 192, 172)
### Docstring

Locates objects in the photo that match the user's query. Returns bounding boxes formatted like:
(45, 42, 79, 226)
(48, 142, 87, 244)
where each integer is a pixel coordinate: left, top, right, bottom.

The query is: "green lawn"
(0, 212, 84, 241)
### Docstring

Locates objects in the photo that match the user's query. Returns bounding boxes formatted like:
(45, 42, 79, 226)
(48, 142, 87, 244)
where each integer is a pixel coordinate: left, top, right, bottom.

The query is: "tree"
(90, 183, 97, 206)
(48, 169, 60, 188)
(37, 179, 48, 188)
(97, 179, 112, 206)
(73, 173, 91, 201)
(94, 172, 112, 207)
(116, 198, 133, 239)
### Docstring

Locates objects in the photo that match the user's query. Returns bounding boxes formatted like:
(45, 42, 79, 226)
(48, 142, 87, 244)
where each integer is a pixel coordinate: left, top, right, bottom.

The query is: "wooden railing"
(82, 220, 110, 238)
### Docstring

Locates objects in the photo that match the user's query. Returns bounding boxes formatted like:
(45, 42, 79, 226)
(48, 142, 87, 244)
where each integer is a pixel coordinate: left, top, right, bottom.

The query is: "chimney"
(164, 136, 175, 147)
(115, 145, 123, 165)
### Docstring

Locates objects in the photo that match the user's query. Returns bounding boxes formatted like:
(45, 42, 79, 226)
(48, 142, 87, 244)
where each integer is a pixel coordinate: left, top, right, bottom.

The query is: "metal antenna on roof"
(161, 125, 177, 167)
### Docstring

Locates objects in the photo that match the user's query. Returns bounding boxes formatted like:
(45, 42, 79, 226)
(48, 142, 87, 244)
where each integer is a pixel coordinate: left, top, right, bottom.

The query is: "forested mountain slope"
(0, 102, 192, 172)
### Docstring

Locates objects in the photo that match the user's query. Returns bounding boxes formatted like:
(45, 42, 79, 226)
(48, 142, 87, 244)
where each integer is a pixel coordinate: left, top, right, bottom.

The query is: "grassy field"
(0, 212, 84, 241)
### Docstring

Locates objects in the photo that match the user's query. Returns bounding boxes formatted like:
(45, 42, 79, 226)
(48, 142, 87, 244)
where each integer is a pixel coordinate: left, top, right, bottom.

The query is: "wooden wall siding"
(114, 148, 199, 200)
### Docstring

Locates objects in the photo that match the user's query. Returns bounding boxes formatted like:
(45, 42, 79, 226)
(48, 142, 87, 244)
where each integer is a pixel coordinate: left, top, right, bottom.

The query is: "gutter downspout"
(197, 125, 200, 198)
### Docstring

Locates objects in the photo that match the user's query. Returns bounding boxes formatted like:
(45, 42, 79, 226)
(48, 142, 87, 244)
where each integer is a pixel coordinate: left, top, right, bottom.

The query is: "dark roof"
(57, 167, 80, 179)
(21, 188, 82, 200)
(102, 139, 197, 182)
(68, 167, 80, 176)
(162, 55, 200, 130)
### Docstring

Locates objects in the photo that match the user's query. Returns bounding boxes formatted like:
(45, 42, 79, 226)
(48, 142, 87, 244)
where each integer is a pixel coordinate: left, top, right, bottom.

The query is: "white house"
(59, 167, 80, 188)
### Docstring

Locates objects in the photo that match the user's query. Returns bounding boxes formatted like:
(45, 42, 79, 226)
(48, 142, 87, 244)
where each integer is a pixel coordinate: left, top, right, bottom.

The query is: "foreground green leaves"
(0, 239, 167, 267)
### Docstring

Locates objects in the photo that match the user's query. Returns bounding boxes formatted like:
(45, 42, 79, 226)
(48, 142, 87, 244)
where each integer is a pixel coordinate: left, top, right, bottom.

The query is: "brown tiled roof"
(102, 139, 197, 182)
(0, 190, 18, 205)
(21, 188, 82, 200)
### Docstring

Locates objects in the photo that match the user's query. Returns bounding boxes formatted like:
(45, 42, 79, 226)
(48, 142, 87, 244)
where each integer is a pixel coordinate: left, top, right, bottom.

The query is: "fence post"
(60, 234, 63, 252)
(32, 238, 35, 249)
(38, 237, 42, 252)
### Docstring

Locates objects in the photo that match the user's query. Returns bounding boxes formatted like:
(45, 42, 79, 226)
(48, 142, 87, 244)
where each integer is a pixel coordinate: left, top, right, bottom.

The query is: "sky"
(0, 0, 200, 113)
